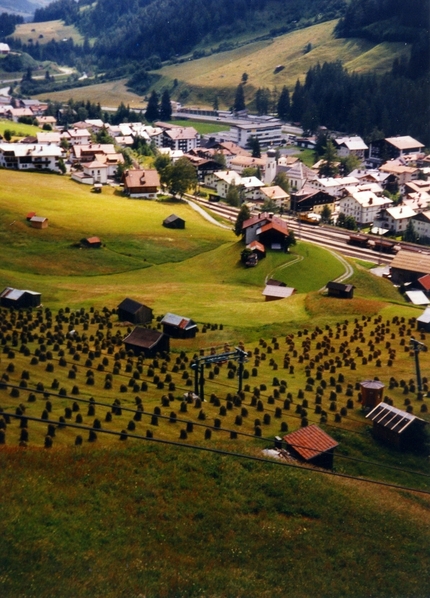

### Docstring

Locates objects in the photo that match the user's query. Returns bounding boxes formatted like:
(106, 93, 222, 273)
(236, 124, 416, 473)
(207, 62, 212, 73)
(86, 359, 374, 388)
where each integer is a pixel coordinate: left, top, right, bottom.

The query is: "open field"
(0, 170, 429, 596)
(36, 78, 147, 110)
(12, 19, 84, 45)
(0, 119, 41, 138)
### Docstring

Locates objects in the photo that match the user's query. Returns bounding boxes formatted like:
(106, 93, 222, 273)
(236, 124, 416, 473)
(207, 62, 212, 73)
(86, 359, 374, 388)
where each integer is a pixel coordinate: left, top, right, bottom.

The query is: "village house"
(338, 190, 391, 225)
(308, 175, 360, 197)
(61, 128, 92, 146)
(410, 210, 430, 240)
(259, 185, 290, 210)
(379, 160, 420, 194)
(0, 43, 10, 54)
(281, 161, 316, 192)
(7, 107, 34, 122)
(36, 115, 57, 128)
(290, 188, 334, 214)
(367, 135, 425, 164)
(241, 212, 289, 248)
(75, 161, 108, 185)
(36, 132, 61, 145)
(0, 143, 62, 172)
(155, 122, 200, 152)
(123, 169, 160, 198)
(375, 205, 417, 234)
(334, 136, 368, 160)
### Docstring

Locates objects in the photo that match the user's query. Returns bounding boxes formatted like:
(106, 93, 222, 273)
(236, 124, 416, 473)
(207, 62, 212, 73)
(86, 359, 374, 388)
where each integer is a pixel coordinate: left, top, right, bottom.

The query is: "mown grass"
(172, 118, 230, 134)
(0, 118, 41, 138)
(0, 442, 429, 598)
(34, 20, 411, 109)
(12, 19, 84, 45)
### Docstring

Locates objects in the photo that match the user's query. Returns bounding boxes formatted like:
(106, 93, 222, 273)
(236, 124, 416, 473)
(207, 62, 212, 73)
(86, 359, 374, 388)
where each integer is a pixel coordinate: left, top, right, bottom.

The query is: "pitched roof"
(390, 249, 430, 274)
(418, 274, 430, 291)
(283, 424, 338, 461)
(366, 402, 426, 433)
(161, 312, 196, 330)
(123, 327, 165, 349)
(262, 285, 295, 298)
(335, 136, 368, 151)
(118, 298, 147, 314)
(124, 169, 160, 188)
(260, 186, 289, 200)
(326, 281, 354, 292)
(385, 136, 424, 151)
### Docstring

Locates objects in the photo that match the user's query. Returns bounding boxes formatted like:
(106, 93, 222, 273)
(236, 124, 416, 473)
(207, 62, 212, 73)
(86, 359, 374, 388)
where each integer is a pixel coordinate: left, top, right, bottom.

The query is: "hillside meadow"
(34, 20, 410, 109)
(1, 169, 430, 596)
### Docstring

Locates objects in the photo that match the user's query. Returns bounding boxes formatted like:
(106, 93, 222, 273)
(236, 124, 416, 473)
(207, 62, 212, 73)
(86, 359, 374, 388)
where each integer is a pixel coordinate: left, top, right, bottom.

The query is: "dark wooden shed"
(283, 424, 338, 470)
(0, 287, 41, 309)
(81, 236, 102, 248)
(326, 281, 354, 299)
(30, 216, 48, 229)
(366, 402, 427, 450)
(117, 298, 153, 325)
(161, 312, 197, 339)
(123, 327, 169, 358)
(163, 214, 185, 229)
(360, 380, 385, 409)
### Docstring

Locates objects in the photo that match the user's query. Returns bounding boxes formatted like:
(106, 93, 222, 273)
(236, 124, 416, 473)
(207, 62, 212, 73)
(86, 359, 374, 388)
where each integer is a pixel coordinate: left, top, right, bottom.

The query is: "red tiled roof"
(418, 273, 430, 291)
(283, 425, 338, 461)
(259, 221, 288, 235)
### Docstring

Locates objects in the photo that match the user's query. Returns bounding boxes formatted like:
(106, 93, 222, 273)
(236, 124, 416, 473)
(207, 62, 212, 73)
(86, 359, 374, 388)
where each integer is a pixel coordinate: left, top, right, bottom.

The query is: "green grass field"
(0, 169, 429, 597)
(0, 119, 41, 139)
(13, 19, 84, 46)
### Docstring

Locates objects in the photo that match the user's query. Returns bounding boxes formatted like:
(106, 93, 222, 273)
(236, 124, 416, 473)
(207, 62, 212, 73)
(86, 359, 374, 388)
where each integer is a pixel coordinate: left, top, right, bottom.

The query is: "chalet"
(334, 136, 368, 160)
(241, 212, 289, 247)
(366, 402, 427, 450)
(213, 170, 241, 198)
(290, 189, 334, 214)
(326, 281, 354, 298)
(390, 250, 430, 285)
(375, 205, 416, 234)
(123, 169, 160, 199)
(295, 136, 317, 150)
(409, 210, 430, 240)
(281, 162, 316, 192)
(260, 186, 290, 210)
(123, 327, 169, 358)
(30, 216, 48, 229)
(80, 236, 102, 248)
(36, 116, 57, 128)
(262, 285, 295, 301)
(78, 161, 108, 185)
(0, 287, 41, 309)
(283, 424, 338, 469)
(61, 128, 91, 146)
(161, 312, 197, 339)
(117, 298, 153, 325)
(379, 161, 419, 194)
(163, 214, 185, 229)
(338, 190, 391, 226)
(385, 136, 425, 158)
(7, 107, 34, 122)
(158, 124, 199, 152)
(36, 132, 61, 145)
(308, 176, 360, 197)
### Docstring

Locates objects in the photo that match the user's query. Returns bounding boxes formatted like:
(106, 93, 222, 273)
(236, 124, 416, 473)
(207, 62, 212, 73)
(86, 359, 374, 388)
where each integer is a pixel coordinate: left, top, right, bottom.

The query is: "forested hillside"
(32, 0, 346, 65)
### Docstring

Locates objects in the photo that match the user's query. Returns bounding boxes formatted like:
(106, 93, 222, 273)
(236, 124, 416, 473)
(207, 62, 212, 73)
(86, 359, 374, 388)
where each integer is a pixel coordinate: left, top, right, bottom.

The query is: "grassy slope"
(0, 444, 429, 598)
(1, 171, 429, 596)
(34, 20, 410, 109)
(12, 19, 84, 45)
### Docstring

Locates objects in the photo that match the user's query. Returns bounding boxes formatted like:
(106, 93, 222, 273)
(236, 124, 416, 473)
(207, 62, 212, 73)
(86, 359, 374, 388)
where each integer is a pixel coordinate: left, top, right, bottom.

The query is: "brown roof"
(124, 169, 160, 189)
(123, 327, 165, 349)
(259, 221, 289, 235)
(390, 249, 430, 275)
(283, 425, 338, 461)
(242, 212, 287, 230)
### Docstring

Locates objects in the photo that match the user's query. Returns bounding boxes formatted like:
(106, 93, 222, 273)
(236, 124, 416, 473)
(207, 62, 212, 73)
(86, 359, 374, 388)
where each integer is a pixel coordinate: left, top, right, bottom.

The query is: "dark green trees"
(145, 91, 160, 122)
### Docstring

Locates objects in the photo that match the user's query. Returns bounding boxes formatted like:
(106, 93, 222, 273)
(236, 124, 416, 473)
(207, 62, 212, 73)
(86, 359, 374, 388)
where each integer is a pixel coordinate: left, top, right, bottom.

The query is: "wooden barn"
(123, 327, 169, 357)
(80, 236, 102, 248)
(326, 281, 354, 299)
(30, 216, 48, 229)
(161, 312, 197, 339)
(117, 298, 153, 325)
(0, 287, 41, 309)
(366, 402, 427, 450)
(163, 214, 185, 229)
(283, 424, 338, 470)
(262, 285, 295, 301)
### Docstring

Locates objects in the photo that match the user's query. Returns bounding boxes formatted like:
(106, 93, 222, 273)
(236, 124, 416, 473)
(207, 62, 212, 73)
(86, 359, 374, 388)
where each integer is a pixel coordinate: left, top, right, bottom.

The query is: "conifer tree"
(160, 89, 172, 121)
(277, 86, 290, 121)
(145, 90, 159, 122)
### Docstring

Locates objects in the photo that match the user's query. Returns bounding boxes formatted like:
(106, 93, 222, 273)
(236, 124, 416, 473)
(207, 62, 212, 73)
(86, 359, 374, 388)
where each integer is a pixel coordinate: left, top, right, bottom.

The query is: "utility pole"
(409, 337, 426, 393)
(191, 347, 248, 401)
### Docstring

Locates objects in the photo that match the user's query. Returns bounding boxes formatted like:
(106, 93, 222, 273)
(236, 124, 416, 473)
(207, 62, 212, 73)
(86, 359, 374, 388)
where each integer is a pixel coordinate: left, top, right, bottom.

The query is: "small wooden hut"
(366, 402, 427, 450)
(163, 214, 185, 229)
(326, 281, 354, 299)
(123, 327, 169, 357)
(30, 216, 48, 229)
(117, 298, 153, 325)
(360, 380, 385, 409)
(283, 424, 338, 470)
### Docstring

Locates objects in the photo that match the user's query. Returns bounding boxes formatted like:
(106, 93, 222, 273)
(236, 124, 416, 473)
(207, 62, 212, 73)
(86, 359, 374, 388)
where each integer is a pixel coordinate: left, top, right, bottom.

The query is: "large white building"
(230, 120, 283, 149)
(0, 143, 63, 172)
(338, 190, 391, 225)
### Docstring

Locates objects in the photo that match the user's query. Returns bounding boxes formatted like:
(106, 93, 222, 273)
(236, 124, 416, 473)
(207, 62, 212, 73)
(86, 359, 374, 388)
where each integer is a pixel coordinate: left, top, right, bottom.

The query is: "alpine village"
(0, 0, 429, 596)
